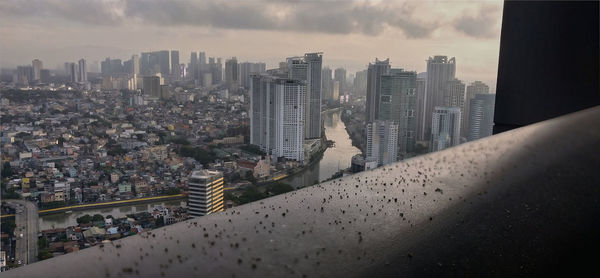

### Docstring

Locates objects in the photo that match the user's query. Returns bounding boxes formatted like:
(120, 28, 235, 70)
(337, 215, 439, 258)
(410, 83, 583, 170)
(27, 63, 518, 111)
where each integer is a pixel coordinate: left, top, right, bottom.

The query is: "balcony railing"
(5, 106, 600, 277)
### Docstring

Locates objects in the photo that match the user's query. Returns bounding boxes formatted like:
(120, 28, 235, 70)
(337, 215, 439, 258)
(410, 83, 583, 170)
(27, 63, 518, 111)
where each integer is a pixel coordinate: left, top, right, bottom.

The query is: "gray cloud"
(453, 5, 501, 38)
(0, 0, 440, 38)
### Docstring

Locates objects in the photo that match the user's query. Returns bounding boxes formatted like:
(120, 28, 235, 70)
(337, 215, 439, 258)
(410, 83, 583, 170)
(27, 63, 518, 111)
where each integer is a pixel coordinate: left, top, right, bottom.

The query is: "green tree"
(265, 182, 294, 196)
(92, 214, 104, 222)
(76, 214, 92, 224)
(237, 186, 267, 205)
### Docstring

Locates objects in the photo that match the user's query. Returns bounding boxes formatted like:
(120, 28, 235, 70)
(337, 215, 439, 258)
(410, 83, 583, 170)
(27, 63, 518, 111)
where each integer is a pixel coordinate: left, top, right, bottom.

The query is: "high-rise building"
(250, 74, 307, 162)
(225, 57, 239, 89)
(209, 57, 222, 84)
(467, 93, 495, 142)
(365, 120, 398, 169)
(157, 51, 170, 76)
(238, 62, 266, 89)
(32, 59, 43, 81)
(110, 59, 123, 74)
(78, 59, 87, 82)
(190, 52, 198, 81)
(415, 73, 427, 140)
(463, 81, 490, 138)
(424, 56, 456, 140)
(68, 63, 78, 83)
(287, 53, 322, 139)
(430, 106, 461, 152)
(334, 67, 346, 97)
(380, 69, 417, 158)
(444, 78, 465, 108)
(171, 51, 180, 78)
(353, 69, 368, 96)
(322, 67, 333, 101)
(141, 76, 161, 98)
(140, 52, 151, 74)
(16, 66, 33, 85)
(199, 52, 206, 72)
(366, 58, 391, 123)
(187, 170, 224, 217)
(132, 55, 139, 75)
(39, 69, 50, 83)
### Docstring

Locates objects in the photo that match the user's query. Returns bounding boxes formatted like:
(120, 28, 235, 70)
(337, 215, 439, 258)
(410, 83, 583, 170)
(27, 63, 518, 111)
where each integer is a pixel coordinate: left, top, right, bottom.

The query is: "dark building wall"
(494, 1, 599, 133)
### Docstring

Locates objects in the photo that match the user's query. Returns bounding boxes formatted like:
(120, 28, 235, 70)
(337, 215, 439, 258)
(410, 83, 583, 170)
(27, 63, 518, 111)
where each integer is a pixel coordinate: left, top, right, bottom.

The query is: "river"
(282, 109, 362, 188)
(39, 109, 360, 230)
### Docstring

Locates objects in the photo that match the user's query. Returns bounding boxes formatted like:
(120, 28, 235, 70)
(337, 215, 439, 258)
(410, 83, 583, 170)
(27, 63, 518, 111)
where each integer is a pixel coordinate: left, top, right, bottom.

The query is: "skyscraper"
(187, 170, 224, 217)
(171, 50, 180, 77)
(467, 93, 495, 141)
(334, 67, 347, 98)
(415, 73, 427, 141)
(380, 69, 417, 158)
(239, 62, 266, 89)
(142, 76, 161, 98)
(322, 67, 333, 101)
(365, 120, 399, 169)
(430, 106, 461, 152)
(225, 57, 239, 89)
(366, 58, 391, 123)
(250, 75, 307, 162)
(287, 53, 322, 139)
(463, 81, 490, 138)
(444, 78, 466, 138)
(199, 52, 206, 72)
(190, 52, 198, 81)
(157, 50, 170, 76)
(353, 69, 368, 96)
(68, 63, 78, 83)
(78, 59, 87, 82)
(132, 55, 139, 75)
(424, 56, 456, 140)
(32, 59, 43, 81)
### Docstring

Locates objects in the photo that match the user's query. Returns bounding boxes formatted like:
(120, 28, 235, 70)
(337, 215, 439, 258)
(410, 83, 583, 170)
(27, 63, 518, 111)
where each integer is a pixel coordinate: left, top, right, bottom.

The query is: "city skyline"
(0, 0, 503, 87)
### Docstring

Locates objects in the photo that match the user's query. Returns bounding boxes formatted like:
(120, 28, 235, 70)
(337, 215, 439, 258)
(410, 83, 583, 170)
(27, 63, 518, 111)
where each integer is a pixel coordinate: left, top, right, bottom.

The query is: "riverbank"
(1, 194, 186, 219)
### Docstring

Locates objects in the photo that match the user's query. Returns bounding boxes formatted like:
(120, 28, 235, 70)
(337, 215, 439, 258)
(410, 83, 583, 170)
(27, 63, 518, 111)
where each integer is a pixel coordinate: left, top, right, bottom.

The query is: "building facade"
(365, 120, 398, 168)
(366, 58, 391, 123)
(380, 69, 417, 159)
(187, 170, 224, 217)
(467, 94, 496, 141)
(463, 81, 490, 138)
(424, 56, 456, 140)
(430, 106, 461, 152)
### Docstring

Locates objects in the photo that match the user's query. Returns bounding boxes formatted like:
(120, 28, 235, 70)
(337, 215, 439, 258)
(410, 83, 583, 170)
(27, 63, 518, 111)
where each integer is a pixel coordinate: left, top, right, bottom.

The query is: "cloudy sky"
(0, 0, 503, 87)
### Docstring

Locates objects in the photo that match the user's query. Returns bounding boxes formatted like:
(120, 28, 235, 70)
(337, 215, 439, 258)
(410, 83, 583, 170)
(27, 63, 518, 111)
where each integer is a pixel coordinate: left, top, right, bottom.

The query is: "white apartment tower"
(365, 120, 399, 169)
(430, 106, 461, 152)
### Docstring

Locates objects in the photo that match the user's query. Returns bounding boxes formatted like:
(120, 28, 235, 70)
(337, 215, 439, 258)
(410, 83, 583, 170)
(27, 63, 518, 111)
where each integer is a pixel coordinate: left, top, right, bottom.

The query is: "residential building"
(334, 67, 346, 97)
(365, 120, 398, 168)
(463, 81, 490, 138)
(78, 59, 87, 82)
(225, 57, 238, 89)
(287, 53, 322, 139)
(380, 69, 417, 158)
(366, 58, 391, 123)
(250, 75, 307, 162)
(32, 59, 43, 81)
(430, 106, 461, 152)
(424, 56, 456, 140)
(171, 50, 180, 78)
(415, 73, 427, 140)
(467, 93, 496, 141)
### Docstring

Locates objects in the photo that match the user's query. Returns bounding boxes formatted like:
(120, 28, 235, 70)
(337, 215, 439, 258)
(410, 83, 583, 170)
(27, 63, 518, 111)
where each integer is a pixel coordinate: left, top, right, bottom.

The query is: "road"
(5, 200, 38, 265)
